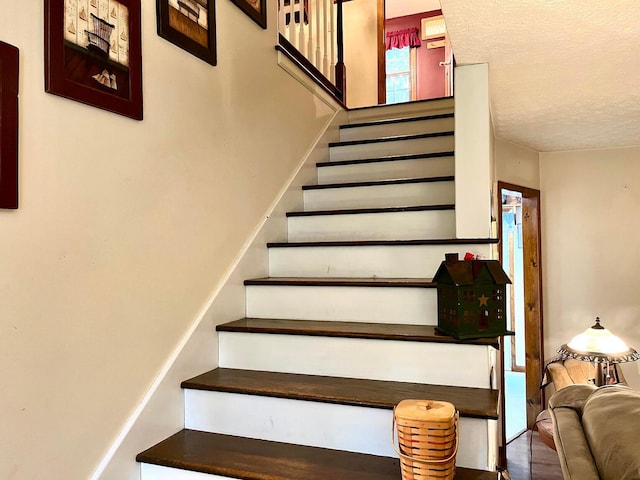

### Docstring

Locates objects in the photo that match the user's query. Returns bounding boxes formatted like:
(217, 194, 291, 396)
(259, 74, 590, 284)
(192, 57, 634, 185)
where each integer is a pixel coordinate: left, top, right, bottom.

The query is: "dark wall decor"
(0, 41, 19, 209)
(231, 0, 266, 29)
(45, 0, 143, 120)
(157, 0, 217, 65)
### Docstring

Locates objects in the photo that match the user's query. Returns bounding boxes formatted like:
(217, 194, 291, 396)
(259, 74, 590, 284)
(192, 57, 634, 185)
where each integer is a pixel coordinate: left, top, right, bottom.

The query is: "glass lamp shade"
(557, 317, 640, 364)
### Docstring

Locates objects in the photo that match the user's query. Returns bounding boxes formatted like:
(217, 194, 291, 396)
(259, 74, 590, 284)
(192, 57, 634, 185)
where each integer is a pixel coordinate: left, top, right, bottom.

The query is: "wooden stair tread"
(137, 429, 499, 480)
(329, 131, 454, 148)
(243, 277, 436, 287)
(286, 204, 455, 217)
(217, 318, 499, 348)
(182, 368, 499, 419)
(317, 151, 455, 168)
(340, 112, 454, 130)
(302, 176, 454, 191)
(348, 96, 453, 112)
(267, 238, 499, 248)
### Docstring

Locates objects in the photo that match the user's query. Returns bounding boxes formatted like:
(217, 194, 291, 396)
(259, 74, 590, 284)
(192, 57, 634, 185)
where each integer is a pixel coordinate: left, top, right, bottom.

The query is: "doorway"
(501, 189, 526, 442)
(496, 182, 544, 463)
(378, 0, 451, 105)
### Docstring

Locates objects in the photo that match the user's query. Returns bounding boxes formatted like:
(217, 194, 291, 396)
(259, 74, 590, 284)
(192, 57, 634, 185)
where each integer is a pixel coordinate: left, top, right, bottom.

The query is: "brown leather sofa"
(548, 384, 640, 479)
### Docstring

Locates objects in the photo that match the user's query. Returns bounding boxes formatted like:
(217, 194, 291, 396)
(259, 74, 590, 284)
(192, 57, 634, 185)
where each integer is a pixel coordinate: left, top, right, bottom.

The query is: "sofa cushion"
(581, 385, 640, 480)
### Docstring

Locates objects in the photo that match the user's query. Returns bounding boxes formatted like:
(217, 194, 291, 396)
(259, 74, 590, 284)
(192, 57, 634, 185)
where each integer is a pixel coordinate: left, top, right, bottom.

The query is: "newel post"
(335, 0, 346, 103)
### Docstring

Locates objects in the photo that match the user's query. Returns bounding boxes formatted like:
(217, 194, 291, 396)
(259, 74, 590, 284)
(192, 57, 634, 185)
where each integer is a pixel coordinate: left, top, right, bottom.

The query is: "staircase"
(136, 97, 501, 480)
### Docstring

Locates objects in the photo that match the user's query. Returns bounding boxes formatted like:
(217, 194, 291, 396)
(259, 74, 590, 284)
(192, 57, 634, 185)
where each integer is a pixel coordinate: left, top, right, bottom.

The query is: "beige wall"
(494, 138, 540, 190)
(541, 146, 640, 389)
(344, 0, 379, 108)
(0, 1, 334, 479)
(454, 63, 492, 238)
(97, 112, 342, 480)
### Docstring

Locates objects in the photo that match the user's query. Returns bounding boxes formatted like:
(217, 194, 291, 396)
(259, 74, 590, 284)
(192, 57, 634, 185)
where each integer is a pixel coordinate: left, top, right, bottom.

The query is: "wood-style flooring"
(505, 430, 563, 480)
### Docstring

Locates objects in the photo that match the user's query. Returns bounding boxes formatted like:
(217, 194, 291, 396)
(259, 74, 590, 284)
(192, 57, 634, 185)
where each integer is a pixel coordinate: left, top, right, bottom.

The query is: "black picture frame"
(45, 0, 143, 120)
(157, 0, 217, 66)
(0, 41, 19, 209)
(230, 0, 266, 30)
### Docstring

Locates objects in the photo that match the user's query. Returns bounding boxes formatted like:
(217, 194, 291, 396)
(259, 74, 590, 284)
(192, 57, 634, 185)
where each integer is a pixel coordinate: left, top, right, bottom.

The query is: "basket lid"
(395, 399, 456, 422)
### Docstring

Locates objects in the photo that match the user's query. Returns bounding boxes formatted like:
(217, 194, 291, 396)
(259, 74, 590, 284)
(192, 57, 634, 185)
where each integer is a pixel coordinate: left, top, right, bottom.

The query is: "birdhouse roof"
(433, 259, 511, 286)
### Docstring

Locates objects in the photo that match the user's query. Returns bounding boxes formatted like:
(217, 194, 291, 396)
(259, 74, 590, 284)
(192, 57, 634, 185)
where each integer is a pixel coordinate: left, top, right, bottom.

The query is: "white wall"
(0, 1, 335, 479)
(454, 63, 492, 238)
(541, 146, 640, 389)
(343, 0, 378, 108)
(494, 139, 540, 190)
(96, 109, 342, 480)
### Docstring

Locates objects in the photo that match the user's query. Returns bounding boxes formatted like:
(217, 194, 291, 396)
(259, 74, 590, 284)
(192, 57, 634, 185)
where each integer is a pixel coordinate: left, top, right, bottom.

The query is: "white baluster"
(307, 0, 314, 60)
(288, 0, 296, 48)
(279, 0, 286, 40)
(299, 0, 306, 54)
(315, 0, 322, 68)
(322, 0, 329, 77)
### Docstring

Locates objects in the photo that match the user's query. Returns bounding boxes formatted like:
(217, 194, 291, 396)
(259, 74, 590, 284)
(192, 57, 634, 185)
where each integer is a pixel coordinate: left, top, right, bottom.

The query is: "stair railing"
(277, 0, 346, 103)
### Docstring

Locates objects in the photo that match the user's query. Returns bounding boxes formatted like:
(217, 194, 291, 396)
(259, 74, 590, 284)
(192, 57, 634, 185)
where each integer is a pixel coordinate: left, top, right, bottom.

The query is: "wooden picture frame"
(45, 0, 143, 120)
(157, 0, 217, 66)
(0, 41, 19, 209)
(231, 0, 266, 30)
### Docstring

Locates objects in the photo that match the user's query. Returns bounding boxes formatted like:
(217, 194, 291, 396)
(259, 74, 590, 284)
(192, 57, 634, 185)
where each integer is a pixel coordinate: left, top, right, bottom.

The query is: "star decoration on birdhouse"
(478, 294, 489, 306)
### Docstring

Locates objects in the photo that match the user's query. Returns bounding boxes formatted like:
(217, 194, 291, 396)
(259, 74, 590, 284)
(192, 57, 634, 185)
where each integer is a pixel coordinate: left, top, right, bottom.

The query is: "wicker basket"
(392, 399, 459, 480)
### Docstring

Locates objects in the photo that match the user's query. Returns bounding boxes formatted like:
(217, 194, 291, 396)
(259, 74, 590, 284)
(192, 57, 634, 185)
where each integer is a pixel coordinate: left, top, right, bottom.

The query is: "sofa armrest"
(548, 384, 597, 412)
(550, 406, 600, 480)
(548, 385, 600, 480)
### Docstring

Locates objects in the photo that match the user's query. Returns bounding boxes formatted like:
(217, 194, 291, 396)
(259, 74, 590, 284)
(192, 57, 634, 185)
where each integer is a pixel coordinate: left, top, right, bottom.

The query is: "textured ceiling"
(386, 0, 441, 19)
(439, 0, 640, 152)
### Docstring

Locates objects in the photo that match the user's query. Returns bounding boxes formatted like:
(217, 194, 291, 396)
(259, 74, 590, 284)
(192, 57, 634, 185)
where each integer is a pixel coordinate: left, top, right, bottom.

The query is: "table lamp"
(557, 316, 640, 386)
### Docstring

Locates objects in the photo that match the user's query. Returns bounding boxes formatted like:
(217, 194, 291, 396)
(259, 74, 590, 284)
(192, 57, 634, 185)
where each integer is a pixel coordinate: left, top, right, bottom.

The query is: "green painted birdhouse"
(433, 253, 513, 340)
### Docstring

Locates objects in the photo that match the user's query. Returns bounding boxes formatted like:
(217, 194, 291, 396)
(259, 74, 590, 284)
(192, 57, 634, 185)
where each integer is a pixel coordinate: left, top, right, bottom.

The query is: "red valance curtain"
(385, 28, 421, 50)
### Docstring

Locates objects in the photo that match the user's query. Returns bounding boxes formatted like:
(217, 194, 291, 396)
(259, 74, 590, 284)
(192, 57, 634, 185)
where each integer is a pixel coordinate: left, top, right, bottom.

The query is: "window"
(385, 46, 416, 104)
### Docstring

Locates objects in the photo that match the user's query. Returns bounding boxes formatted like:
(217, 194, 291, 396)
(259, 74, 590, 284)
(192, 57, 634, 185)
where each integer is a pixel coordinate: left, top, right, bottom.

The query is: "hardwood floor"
(505, 430, 563, 480)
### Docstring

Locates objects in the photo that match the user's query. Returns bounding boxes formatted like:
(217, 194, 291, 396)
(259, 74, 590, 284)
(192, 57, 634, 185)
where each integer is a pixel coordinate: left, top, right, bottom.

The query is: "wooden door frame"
(377, 0, 386, 104)
(496, 181, 544, 466)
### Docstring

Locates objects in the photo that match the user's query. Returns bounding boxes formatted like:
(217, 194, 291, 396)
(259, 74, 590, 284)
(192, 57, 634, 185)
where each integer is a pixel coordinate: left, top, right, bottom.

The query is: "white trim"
(90, 108, 343, 480)
(277, 51, 341, 111)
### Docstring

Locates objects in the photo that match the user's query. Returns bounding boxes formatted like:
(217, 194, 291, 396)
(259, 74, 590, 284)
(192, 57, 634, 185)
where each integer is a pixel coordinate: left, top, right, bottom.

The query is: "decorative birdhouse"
(433, 253, 513, 340)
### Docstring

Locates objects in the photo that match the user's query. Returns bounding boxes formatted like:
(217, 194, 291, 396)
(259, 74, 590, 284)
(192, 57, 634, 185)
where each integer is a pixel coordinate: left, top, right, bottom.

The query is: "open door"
(497, 182, 545, 466)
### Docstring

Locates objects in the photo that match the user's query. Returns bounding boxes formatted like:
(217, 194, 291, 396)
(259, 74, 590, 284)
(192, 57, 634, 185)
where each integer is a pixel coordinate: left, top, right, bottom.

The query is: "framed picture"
(45, 0, 143, 120)
(0, 41, 19, 209)
(231, 0, 266, 30)
(157, 0, 217, 66)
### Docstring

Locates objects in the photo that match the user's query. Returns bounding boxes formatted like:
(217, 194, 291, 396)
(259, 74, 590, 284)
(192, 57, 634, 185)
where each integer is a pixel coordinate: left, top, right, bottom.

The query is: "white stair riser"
(318, 156, 455, 184)
(219, 332, 495, 388)
(340, 117, 455, 142)
(347, 99, 454, 123)
(246, 285, 436, 324)
(184, 391, 494, 470)
(140, 463, 230, 480)
(303, 181, 454, 210)
(288, 209, 456, 242)
(268, 244, 493, 278)
(330, 135, 454, 162)
(141, 464, 229, 480)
